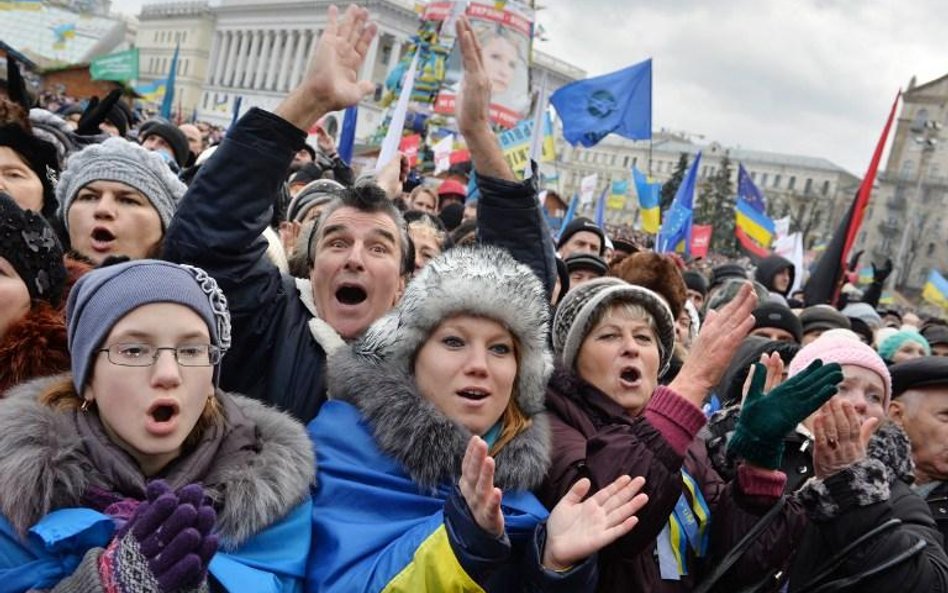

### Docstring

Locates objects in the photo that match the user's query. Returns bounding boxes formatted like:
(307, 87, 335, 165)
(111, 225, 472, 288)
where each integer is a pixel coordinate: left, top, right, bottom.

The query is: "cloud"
(536, 0, 946, 174)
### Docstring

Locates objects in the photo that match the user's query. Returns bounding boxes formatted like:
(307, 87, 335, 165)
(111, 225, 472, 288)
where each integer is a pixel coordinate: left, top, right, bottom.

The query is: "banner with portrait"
(425, 1, 533, 129)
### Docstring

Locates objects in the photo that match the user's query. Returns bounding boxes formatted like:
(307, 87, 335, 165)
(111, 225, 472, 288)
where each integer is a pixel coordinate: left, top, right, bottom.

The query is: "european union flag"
(657, 152, 701, 255)
(735, 163, 775, 248)
(737, 164, 766, 212)
(550, 58, 652, 148)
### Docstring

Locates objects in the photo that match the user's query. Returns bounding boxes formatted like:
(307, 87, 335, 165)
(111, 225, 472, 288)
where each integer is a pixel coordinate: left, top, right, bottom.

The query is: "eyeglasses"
(97, 343, 221, 367)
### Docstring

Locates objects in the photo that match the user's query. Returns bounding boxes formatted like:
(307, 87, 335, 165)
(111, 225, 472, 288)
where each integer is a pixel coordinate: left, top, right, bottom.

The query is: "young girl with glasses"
(0, 259, 314, 592)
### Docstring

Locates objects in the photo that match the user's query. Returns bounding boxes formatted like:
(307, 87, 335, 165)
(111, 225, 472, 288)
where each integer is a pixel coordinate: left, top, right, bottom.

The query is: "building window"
(632, 156, 638, 169)
(761, 173, 768, 186)
(901, 160, 914, 178)
(821, 180, 830, 195)
(773, 174, 781, 188)
(804, 178, 813, 194)
(751, 171, 757, 182)
(788, 176, 796, 190)
(153, 31, 158, 42)
(623, 155, 630, 168)
(858, 230, 866, 245)
(182, 31, 187, 45)
(610, 154, 617, 167)
(912, 108, 929, 131)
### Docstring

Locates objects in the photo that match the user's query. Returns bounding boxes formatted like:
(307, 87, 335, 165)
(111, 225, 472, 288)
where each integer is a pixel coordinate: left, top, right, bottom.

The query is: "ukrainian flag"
(735, 197, 776, 248)
(633, 166, 661, 234)
(134, 80, 166, 104)
(922, 270, 948, 310)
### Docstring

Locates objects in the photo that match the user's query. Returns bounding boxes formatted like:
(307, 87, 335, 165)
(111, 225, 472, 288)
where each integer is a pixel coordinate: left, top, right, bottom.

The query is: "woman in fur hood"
(0, 259, 314, 592)
(0, 191, 70, 393)
(307, 245, 649, 592)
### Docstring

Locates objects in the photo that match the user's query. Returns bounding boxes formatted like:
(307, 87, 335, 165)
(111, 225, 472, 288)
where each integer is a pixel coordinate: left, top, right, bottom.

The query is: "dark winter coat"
(788, 422, 948, 592)
(924, 481, 948, 548)
(540, 368, 803, 593)
(163, 107, 556, 422)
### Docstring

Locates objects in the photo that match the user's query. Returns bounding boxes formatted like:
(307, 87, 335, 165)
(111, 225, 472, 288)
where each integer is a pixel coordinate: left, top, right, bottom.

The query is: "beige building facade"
(135, 1, 215, 117)
(855, 73, 948, 292)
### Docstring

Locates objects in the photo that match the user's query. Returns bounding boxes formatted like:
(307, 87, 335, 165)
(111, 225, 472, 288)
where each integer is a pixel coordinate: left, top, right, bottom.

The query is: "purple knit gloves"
(99, 481, 218, 593)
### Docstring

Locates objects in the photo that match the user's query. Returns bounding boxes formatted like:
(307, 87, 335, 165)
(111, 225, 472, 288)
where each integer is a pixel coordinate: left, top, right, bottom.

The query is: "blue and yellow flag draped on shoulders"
(633, 167, 662, 234)
(550, 58, 652, 147)
(657, 152, 701, 255)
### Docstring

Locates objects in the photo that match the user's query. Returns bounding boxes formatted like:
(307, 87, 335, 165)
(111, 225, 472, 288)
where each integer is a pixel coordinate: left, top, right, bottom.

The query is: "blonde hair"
(39, 376, 225, 451)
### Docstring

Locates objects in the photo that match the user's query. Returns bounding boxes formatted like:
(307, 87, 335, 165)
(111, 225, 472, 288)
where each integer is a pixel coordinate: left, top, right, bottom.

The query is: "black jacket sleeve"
(475, 163, 557, 299)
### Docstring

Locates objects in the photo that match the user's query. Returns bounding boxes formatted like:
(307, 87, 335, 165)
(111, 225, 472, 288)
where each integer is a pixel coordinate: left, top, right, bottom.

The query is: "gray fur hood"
(328, 346, 552, 493)
(0, 375, 315, 549)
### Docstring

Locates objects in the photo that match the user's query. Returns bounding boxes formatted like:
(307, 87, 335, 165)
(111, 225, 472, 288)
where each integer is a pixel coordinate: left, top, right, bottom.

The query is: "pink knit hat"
(788, 333, 892, 405)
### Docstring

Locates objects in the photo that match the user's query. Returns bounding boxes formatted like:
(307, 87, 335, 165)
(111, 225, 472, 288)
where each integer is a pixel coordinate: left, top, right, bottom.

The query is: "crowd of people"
(0, 4, 947, 592)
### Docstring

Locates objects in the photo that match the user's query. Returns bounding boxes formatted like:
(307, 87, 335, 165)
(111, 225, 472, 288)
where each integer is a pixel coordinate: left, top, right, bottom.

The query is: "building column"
(223, 31, 242, 87)
(385, 36, 404, 79)
(232, 30, 251, 88)
(206, 31, 221, 85)
(242, 29, 262, 88)
(288, 30, 309, 89)
(277, 30, 298, 92)
(359, 32, 380, 82)
(213, 31, 232, 86)
(265, 30, 283, 91)
(252, 30, 271, 89)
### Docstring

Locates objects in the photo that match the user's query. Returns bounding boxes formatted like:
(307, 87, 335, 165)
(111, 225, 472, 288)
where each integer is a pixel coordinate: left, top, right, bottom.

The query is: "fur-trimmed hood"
(0, 302, 69, 394)
(0, 376, 315, 550)
(327, 344, 551, 493)
(325, 245, 554, 492)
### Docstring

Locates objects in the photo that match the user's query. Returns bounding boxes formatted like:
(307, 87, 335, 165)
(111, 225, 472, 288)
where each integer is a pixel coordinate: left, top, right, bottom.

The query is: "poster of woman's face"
(432, 1, 532, 128)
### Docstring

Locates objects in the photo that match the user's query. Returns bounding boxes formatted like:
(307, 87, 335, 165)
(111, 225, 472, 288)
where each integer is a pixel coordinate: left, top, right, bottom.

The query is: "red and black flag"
(804, 92, 901, 307)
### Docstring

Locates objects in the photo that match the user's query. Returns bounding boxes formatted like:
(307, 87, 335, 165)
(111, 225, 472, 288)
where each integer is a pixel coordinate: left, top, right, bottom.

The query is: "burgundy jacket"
(539, 367, 806, 593)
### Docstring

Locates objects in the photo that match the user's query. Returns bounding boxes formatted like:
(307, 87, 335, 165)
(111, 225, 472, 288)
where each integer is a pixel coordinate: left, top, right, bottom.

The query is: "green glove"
(727, 360, 843, 470)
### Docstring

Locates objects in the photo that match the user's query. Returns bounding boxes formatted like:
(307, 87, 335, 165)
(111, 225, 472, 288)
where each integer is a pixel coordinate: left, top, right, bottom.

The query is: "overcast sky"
(113, 0, 946, 175)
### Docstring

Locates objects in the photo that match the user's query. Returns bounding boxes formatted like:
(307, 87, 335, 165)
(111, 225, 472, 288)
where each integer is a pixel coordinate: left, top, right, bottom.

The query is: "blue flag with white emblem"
(550, 59, 652, 147)
(657, 152, 701, 255)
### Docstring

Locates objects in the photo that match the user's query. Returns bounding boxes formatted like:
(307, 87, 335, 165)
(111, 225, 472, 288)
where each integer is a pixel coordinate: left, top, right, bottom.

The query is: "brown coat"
(540, 368, 804, 593)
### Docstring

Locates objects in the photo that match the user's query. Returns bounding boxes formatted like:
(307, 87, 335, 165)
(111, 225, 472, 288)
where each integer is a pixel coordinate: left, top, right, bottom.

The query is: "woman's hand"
(812, 398, 879, 479)
(669, 282, 758, 407)
(454, 16, 492, 135)
(741, 351, 785, 404)
(543, 476, 648, 571)
(459, 436, 504, 537)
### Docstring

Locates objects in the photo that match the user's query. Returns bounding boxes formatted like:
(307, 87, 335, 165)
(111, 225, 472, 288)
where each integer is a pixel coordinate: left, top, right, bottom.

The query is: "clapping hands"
(459, 436, 648, 571)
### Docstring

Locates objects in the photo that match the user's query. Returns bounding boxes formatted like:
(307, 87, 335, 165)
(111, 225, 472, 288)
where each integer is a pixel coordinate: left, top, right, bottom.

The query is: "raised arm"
(454, 16, 556, 296)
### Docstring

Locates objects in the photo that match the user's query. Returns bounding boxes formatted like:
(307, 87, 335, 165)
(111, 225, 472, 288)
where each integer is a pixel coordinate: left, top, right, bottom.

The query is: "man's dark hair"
(311, 183, 412, 275)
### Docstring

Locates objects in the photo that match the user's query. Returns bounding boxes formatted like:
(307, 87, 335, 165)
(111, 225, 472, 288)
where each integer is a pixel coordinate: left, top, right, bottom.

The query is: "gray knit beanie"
(66, 259, 231, 391)
(342, 245, 552, 416)
(553, 277, 676, 375)
(286, 179, 344, 222)
(56, 137, 187, 231)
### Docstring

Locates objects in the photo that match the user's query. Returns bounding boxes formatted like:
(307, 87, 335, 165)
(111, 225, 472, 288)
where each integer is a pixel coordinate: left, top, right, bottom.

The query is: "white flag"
(433, 134, 454, 175)
(774, 216, 791, 241)
(376, 51, 419, 172)
(580, 173, 598, 205)
(774, 232, 805, 292)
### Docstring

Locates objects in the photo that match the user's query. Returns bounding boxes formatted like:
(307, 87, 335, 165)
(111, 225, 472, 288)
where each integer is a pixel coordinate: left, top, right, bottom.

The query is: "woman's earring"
(80, 399, 91, 412)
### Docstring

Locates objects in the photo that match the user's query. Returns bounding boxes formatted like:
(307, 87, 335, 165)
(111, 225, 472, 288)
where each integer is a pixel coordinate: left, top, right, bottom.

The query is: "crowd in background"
(0, 4, 947, 593)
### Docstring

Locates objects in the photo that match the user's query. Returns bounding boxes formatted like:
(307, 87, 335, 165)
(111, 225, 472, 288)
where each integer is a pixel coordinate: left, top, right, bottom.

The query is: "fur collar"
(294, 277, 347, 357)
(0, 376, 315, 549)
(327, 345, 551, 492)
(0, 303, 69, 394)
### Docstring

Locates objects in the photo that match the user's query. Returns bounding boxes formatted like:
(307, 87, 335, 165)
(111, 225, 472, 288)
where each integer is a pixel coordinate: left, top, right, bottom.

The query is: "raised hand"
(459, 436, 504, 537)
(314, 124, 338, 155)
(101, 480, 218, 592)
(812, 398, 879, 479)
(543, 476, 648, 571)
(454, 16, 492, 135)
(276, 4, 378, 130)
(670, 281, 759, 407)
(741, 351, 785, 404)
(728, 360, 844, 469)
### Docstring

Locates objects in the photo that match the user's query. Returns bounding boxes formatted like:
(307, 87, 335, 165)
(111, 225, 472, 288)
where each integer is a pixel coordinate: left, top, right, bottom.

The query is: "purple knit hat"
(788, 333, 892, 405)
